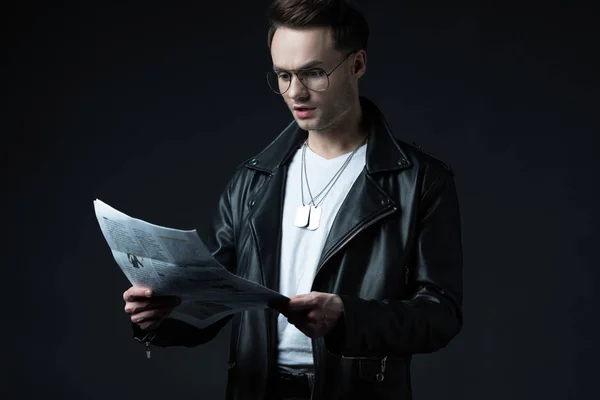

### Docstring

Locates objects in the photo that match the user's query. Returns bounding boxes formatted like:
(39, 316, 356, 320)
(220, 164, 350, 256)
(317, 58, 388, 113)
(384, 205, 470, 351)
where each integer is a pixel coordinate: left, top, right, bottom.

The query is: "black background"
(3, 1, 598, 399)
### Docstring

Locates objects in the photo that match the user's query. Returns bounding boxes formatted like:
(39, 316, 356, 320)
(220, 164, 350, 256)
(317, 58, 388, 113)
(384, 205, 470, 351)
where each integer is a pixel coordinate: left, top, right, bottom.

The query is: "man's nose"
(287, 74, 309, 101)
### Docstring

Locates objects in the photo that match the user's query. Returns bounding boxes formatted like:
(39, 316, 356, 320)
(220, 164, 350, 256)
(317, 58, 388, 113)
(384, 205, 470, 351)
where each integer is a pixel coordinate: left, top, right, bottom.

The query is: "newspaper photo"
(93, 199, 288, 330)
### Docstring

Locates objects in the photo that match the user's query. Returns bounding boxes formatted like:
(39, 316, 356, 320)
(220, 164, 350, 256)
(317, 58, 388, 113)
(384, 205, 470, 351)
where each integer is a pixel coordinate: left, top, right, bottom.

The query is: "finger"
(124, 300, 160, 315)
(123, 286, 153, 302)
(126, 297, 181, 315)
(300, 321, 328, 339)
(297, 310, 328, 335)
(139, 320, 163, 331)
(123, 286, 152, 301)
(287, 303, 315, 311)
(287, 294, 320, 311)
(131, 307, 172, 324)
(294, 324, 317, 339)
(124, 300, 149, 315)
(306, 309, 322, 322)
(288, 312, 325, 331)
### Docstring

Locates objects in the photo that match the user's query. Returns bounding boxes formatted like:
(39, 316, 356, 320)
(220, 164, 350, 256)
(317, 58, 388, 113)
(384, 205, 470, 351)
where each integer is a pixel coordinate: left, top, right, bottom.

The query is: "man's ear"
(354, 49, 367, 79)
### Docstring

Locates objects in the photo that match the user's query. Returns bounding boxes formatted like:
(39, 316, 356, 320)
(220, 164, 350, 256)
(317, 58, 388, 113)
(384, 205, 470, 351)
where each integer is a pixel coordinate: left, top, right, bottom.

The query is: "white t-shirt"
(277, 141, 367, 372)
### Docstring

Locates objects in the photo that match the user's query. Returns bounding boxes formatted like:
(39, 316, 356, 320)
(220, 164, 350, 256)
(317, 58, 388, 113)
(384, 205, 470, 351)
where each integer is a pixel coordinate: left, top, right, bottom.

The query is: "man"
(127, 252, 144, 269)
(122, 1, 463, 399)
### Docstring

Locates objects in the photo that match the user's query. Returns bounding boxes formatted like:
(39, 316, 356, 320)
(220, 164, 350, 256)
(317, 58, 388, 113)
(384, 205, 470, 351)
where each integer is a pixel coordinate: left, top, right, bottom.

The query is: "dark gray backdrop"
(3, 1, 598, 399)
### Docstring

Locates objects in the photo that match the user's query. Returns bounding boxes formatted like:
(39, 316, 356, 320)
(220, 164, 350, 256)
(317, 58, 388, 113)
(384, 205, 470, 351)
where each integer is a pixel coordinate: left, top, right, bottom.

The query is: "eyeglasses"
(266, 50, 357, 95)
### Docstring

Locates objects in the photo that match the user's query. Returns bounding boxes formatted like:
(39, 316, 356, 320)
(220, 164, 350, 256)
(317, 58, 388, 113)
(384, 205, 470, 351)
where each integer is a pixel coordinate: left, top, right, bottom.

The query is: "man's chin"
(295, 118, 320, 131)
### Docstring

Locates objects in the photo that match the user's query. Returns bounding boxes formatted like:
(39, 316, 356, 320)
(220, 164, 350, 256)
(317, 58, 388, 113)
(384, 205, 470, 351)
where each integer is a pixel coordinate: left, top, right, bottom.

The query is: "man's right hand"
(123, 286, 181, 331)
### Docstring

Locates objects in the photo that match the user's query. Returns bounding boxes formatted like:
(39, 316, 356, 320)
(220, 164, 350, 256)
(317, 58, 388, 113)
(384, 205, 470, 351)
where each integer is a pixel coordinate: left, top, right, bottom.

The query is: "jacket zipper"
(315, 206, 395, 386)
(316, 206, 397, 274)
(135, 331, 156, 359)
(145, 341, 152, 359)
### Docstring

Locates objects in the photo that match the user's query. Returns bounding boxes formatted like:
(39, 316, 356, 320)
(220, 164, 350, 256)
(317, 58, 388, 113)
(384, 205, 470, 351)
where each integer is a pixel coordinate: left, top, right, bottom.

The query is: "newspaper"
(93, 199, 288, 330)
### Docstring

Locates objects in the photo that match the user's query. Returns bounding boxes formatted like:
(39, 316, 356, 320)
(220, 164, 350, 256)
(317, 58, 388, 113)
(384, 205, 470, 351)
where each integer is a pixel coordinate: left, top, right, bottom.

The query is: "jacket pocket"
(342, 355, 389, 384)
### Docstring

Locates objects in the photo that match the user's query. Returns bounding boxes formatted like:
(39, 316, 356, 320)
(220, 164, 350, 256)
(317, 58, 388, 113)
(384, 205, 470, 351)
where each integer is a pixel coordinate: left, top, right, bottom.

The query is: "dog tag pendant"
(307, 206, 322, 230)
(294, 205, 311, 227)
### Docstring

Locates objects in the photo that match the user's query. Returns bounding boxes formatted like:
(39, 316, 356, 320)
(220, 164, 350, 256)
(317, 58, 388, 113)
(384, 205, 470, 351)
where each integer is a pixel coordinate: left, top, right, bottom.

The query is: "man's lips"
(294, 107, 316, 118)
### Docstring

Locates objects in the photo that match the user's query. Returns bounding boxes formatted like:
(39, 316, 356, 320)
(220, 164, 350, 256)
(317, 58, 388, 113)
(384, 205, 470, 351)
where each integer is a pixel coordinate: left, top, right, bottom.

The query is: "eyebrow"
(272, 60, 324, 71)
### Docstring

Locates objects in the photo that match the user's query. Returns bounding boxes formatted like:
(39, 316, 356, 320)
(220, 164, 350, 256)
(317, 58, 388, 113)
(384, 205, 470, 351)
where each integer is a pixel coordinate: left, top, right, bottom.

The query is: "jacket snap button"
(249, 159, 258, 165)
(381, 198, 390, 205)
(249, 200, 255, 208)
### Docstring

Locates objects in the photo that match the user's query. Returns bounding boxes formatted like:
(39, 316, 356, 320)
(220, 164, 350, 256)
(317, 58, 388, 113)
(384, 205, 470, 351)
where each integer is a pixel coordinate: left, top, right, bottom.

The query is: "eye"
(278, 72, 291, 81)
(306, 69, 326, 78)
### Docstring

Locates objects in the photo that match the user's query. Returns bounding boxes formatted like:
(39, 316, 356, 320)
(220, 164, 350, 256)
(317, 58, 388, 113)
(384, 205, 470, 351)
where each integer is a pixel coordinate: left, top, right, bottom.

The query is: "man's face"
(270, 26, 361, 132)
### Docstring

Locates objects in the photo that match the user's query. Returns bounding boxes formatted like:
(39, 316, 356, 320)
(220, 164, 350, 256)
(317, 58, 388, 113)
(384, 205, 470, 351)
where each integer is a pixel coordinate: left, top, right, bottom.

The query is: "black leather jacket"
(134, 97, 463, 400)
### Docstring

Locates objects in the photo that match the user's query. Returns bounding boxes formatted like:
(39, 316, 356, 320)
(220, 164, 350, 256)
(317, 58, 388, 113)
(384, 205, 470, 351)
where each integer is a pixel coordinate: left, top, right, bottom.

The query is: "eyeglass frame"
(266, 49, 360, 95)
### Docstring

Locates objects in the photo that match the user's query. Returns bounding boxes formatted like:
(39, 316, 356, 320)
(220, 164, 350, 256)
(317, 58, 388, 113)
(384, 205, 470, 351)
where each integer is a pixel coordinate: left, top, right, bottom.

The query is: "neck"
(306, 101, 367, 160)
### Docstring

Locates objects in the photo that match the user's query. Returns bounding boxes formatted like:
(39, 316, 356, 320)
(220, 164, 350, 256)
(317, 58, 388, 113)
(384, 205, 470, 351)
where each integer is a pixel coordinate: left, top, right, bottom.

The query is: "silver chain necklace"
(294, 137, 367, 231)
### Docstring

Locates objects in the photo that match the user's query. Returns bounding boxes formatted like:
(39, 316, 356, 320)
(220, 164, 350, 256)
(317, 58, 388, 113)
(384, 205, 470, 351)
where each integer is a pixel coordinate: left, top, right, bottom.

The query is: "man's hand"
(282, 292, 344, 339)
(123, 286, 181, 331)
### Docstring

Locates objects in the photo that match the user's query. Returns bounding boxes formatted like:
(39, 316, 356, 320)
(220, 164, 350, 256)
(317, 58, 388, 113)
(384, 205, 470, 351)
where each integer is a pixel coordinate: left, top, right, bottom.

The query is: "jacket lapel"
(316, 98, 412, 272)
(316, 171, 397, 272)
(246, 124, 306, 292)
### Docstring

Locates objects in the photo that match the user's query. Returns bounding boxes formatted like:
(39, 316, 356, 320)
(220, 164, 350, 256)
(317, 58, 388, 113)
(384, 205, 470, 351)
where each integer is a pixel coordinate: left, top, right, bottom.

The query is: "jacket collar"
(245, 97, 412, 174)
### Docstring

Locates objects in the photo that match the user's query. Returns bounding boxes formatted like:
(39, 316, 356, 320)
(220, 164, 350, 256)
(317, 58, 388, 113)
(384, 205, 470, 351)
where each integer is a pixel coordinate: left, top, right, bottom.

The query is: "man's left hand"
(281, 292, 344, 339)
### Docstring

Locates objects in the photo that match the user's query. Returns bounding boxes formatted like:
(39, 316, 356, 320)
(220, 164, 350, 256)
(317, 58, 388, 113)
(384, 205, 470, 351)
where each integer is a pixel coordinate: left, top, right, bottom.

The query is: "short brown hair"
(267, 0, 369, 52)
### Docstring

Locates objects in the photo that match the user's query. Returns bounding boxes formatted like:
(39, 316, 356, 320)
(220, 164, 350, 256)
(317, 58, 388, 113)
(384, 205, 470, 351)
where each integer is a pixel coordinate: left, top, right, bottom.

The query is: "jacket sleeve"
(131, 166, 243, 348)
(325, 165, 463, 357)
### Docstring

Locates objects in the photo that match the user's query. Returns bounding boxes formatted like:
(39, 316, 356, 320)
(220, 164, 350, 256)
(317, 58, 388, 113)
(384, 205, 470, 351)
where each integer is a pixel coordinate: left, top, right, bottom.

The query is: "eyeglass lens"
(267, 69, 329, 94)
